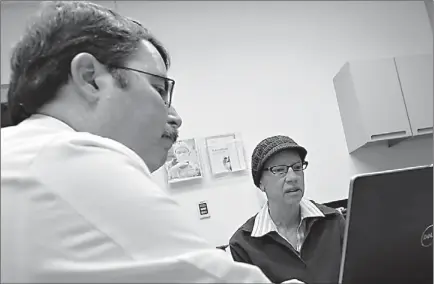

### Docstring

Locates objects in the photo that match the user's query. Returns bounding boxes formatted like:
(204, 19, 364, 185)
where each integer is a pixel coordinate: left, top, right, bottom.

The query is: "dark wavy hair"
(7, 1, 170, 125)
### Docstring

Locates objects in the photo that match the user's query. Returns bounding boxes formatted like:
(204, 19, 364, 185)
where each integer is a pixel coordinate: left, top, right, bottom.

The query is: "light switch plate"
(198, 200, 211, 219)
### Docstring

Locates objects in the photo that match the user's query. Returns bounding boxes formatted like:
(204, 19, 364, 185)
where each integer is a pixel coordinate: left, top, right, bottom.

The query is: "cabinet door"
(350, 58, 412, 142)
(394, 54, 433, 136)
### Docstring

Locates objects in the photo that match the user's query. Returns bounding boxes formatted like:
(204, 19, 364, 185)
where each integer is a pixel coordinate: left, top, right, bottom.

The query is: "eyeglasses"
(110, 65, 175, 108)
(263, 161, 308, 176)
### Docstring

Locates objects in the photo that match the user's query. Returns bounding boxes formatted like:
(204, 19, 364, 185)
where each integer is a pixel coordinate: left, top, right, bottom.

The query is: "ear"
(70, 52, 110, 103)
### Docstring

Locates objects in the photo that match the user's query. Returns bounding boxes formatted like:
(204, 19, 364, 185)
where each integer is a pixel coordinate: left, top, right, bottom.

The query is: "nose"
(284, 168, 298, 183)
(167, 106, 182, 129)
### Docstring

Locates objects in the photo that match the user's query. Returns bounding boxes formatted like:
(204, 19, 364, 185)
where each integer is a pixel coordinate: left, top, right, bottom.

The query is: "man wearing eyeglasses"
(1, 1, 272, 283)
(229, 135, 346, 284)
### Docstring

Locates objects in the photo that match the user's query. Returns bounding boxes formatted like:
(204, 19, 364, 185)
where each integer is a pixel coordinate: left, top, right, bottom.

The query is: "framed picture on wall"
(205, 133, 247, 176)
(1, 84, 13, 128)
(164, 138, 204, 184)
(1, 84, 8, 104)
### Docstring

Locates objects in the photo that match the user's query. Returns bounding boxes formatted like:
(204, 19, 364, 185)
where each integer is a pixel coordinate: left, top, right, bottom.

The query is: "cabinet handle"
(417, 127, 433, 135)
(371, 131, 407, 141)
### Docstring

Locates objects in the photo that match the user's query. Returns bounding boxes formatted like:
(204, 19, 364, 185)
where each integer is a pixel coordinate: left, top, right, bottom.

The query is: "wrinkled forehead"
(126, 39, 167, 76)
(264, 149, 302, 167)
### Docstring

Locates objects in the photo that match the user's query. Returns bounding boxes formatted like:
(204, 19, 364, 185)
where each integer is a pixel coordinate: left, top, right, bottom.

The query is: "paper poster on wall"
(164, 138, 203, 184)
(1, 84, 8, 103)
(205, 133, 247, 176)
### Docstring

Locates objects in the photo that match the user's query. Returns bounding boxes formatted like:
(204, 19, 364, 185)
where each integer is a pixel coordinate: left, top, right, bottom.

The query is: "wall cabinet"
(394, 54, 433, 137)
(333, 53, 433, 153)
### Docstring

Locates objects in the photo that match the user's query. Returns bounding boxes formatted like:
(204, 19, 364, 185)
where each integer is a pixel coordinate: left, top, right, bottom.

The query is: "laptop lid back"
(339, 165, 433, 284)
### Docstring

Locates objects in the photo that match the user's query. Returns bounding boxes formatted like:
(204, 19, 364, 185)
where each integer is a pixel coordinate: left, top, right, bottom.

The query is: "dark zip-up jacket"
(229, 202, 345, 284)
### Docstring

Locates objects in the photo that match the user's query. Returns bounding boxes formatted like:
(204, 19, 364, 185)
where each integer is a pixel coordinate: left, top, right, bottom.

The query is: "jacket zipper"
(300, 218, 318, 254)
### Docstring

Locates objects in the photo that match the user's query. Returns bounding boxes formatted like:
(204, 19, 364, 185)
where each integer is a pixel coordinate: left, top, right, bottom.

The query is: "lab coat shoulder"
(27, 133, 271, 283)
(30, 132, 209, 257)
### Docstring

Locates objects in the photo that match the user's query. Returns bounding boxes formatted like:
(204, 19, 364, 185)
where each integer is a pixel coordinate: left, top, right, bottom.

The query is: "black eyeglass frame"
(263, 161, 309, 175)
(109, 65, 175, 108)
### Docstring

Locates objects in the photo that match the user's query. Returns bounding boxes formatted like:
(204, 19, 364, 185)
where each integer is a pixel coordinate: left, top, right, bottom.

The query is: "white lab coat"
(1, 114, 271, 283)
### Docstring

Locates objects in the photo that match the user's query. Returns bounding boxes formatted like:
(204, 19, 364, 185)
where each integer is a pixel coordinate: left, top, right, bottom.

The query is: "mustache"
(162, 125, 179, 142)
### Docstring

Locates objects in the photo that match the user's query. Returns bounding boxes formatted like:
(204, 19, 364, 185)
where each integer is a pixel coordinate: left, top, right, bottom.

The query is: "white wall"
(0, 1, 117, 84)
(1, 1, 433, 247)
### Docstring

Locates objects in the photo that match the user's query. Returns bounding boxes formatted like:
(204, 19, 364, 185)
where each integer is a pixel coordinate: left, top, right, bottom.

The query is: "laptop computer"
(339, 165, 433, 284)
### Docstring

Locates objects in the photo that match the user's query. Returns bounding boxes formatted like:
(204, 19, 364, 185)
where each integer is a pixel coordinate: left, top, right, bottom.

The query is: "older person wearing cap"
(229, 135, 346, 284)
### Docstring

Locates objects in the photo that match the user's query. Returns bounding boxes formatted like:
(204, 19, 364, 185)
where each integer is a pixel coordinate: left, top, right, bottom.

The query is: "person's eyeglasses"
(110, 65, 175, 108)
(263, 161, 308, 176)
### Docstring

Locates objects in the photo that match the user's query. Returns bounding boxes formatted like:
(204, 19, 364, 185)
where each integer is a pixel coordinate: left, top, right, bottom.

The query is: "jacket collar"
(241, 199, 339, 233)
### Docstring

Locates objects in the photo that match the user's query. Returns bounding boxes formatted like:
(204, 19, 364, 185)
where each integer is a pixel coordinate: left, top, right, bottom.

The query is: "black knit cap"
(251, 135, 307, 187)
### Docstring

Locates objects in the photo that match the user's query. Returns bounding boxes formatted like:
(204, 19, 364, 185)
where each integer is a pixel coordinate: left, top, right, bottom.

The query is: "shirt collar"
(20, 114, 152, 176)
(23, 114, 75, 131)
(251, 198, 325, 238)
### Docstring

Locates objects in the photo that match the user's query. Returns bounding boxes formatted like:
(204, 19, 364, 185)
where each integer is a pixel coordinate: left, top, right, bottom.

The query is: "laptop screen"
(339, 165, 433, 284)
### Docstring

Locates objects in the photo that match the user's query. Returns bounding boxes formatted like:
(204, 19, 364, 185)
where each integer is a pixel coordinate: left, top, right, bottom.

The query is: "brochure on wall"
(1, 84, 8, 103)
(205, 133, 247, 176)
(164, 138, 203, 184)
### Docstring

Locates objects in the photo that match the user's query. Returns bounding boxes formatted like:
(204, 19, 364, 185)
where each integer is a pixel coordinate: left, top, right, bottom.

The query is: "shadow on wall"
(349, 135, 433, 174)
(424, 0, 434, 36)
